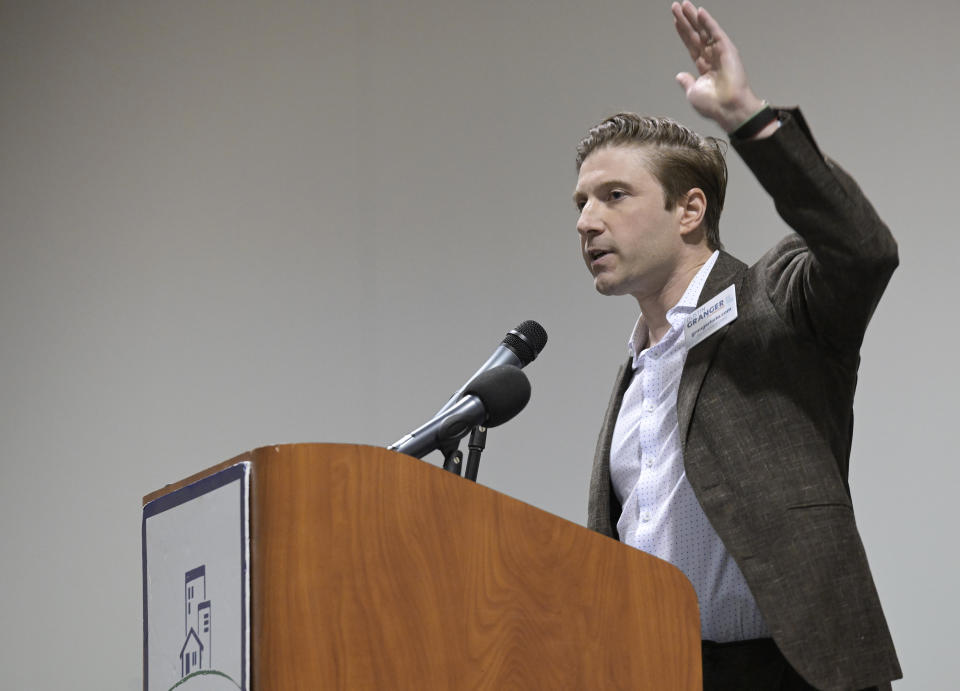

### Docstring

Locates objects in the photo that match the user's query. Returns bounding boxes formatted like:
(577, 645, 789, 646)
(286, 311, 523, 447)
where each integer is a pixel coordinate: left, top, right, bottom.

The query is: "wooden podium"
(143, 443, 701, 689)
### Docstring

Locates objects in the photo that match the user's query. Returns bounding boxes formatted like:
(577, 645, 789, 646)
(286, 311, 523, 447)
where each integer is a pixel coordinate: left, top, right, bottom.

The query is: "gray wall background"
(1, 0, 955, 687)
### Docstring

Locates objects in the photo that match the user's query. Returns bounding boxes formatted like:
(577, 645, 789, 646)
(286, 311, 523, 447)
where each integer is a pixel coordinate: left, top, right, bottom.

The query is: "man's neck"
(635, 251, 713, 347)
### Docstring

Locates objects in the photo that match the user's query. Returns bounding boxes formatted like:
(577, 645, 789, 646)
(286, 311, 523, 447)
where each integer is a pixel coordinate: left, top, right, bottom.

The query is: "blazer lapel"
(677, 251, 748, 446)
(587, 359, 634, 537)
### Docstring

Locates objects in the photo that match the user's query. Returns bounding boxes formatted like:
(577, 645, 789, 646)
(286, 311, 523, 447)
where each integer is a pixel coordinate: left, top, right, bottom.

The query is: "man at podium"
(577, 3, 900, 689)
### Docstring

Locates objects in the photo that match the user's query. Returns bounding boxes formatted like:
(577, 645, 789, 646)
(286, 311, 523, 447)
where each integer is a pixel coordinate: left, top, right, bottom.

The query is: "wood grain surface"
(146, 443, 701, 689)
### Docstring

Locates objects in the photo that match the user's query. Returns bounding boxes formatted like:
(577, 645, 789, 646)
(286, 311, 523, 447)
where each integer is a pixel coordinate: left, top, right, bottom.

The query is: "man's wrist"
(718, 92, 767, 133)
(729, 102, 780, 142)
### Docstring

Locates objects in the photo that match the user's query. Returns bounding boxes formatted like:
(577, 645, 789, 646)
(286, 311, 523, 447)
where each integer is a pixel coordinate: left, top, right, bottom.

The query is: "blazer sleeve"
(731, 108, 898, 354)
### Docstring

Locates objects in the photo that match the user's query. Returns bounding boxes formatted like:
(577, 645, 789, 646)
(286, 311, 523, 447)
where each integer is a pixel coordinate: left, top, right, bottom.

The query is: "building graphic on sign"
(180, 565, 213, 677)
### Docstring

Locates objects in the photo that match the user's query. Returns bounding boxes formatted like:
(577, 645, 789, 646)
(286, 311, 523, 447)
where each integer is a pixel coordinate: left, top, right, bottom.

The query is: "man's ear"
(677, 188, 707, 238)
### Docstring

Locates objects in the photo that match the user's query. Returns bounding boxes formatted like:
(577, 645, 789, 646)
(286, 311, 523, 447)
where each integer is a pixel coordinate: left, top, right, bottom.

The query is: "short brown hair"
(576, 113, 727, 250)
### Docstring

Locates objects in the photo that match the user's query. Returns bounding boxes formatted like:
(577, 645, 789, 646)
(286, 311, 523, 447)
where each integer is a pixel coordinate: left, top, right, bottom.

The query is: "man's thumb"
(675, 72, 695, 93)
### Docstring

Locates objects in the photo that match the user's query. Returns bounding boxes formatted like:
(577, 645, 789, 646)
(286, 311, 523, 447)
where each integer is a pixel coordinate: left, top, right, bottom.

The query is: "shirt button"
(643, 400, 655, 412)
(640, 511, 651, 523)
(645, 457, 654, 468)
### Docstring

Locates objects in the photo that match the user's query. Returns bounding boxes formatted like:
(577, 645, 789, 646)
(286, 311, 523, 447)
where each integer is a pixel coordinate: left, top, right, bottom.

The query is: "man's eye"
(576, 200, 586, 212)
(609, 190, 626, 201)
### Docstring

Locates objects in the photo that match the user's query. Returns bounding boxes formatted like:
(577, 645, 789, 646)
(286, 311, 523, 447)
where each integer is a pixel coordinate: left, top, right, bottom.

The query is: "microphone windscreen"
(463, 365, 531, 427)
(504, 320, 548, 365)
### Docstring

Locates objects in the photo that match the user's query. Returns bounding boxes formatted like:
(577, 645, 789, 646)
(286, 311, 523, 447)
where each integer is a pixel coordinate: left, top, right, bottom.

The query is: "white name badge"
(684, 284, 738, 348)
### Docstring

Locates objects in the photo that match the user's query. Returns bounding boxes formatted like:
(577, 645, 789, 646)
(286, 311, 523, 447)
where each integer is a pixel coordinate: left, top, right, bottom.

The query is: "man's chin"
(593, 277, 625, 296)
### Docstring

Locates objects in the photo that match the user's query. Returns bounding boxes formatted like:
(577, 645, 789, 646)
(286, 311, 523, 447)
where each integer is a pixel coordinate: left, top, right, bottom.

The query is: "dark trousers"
(701, 638, 887, 691)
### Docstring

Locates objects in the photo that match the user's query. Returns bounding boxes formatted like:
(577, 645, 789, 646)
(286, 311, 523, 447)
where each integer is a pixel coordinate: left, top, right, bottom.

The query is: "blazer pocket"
(785, 501, 853, 512)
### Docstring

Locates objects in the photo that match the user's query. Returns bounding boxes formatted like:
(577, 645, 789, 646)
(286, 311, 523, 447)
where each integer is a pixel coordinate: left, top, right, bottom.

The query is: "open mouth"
(587, 249, 611, 261)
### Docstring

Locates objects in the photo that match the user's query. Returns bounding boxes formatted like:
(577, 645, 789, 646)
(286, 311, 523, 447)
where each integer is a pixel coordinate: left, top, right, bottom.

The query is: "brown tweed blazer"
(586, 110, 900, 691)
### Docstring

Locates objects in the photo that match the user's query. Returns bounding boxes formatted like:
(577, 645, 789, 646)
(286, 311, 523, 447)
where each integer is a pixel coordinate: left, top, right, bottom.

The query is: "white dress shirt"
(610, 250, 769, 642)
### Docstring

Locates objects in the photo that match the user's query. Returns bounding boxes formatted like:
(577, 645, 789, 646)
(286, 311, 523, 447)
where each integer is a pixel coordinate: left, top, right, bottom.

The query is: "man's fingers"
(697, 6, 731, 46)
(677, 1, 728, 51)
(672, 10, 702, 62)
(680, 1, 704, 39)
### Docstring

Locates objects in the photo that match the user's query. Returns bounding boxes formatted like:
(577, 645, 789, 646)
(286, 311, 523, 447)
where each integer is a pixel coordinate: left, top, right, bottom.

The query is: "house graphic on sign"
(180, 565, 213, 678)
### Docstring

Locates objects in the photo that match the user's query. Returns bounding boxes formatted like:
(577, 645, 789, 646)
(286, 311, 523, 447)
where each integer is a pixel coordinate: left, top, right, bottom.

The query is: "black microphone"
(432, 320, 547, 421)
(388, 365, 531, 459)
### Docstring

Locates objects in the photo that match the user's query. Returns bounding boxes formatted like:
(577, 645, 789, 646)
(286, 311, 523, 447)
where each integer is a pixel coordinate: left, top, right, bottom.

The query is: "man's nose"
(577, 201, 603, 235)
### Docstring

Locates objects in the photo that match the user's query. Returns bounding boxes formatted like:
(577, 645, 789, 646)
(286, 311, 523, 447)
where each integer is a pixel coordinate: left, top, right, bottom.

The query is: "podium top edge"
(141, 443, 398, 505)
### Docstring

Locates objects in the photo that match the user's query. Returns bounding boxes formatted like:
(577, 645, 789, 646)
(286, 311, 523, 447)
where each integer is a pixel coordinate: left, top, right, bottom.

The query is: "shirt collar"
(627, 250, 720, 360)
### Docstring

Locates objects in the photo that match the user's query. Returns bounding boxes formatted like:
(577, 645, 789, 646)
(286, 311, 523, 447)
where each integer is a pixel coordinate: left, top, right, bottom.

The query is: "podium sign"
(142, 463, 250, 691)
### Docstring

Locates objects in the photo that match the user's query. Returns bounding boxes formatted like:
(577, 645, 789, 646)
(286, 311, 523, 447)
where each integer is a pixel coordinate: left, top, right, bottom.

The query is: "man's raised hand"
(671, 1, 766, 133)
